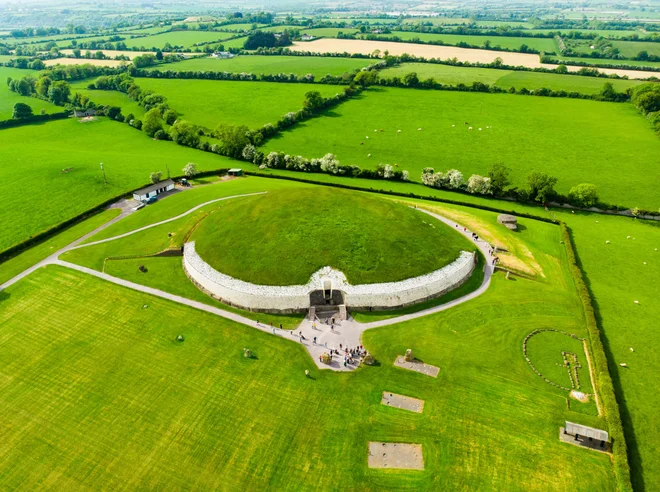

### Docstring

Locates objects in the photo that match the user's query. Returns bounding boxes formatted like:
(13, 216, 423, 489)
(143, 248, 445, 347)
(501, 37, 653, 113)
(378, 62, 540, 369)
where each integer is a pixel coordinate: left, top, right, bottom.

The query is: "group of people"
(319, 344, 368, 367)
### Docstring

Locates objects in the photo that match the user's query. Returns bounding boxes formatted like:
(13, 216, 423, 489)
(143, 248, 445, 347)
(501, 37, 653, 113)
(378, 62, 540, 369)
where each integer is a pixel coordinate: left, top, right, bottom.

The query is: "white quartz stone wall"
(184, 242, 476, 312)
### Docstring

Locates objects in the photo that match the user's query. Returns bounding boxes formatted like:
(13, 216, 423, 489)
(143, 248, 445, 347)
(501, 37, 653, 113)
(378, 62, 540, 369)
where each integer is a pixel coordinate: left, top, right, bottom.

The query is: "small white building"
(133, 179, 175, 202)
(212, 51, 234, 59)
(301, 34, 315, 41)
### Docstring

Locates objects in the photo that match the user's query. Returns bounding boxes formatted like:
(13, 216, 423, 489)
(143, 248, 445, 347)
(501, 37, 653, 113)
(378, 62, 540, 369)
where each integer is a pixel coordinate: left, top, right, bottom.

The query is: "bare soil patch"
(292, 39, 659, 79)
(368, 442, 424, 470)
(394, 356, 439, 377)
(381, 392, 425, 413)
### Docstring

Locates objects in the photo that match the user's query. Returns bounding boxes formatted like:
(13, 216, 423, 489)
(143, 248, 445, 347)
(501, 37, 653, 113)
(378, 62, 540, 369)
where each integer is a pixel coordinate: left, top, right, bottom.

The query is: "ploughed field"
(0, 192, 615, 489)
(264, 87, 660, 209)
(191, 188, 475, 285)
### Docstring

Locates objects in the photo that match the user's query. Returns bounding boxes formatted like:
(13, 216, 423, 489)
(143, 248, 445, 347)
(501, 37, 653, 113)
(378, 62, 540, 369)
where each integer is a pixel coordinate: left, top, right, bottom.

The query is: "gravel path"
(1, 195, 495, 372)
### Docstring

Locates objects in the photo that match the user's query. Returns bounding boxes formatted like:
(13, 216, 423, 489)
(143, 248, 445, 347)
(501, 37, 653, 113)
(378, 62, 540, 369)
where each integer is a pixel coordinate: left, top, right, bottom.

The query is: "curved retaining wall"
(183, 241, 477, 313)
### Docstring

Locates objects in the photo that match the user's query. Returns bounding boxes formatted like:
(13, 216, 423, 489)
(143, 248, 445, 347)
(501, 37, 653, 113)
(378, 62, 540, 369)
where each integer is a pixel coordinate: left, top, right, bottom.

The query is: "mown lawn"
(0, 228, 615, 489)
(0, 117, 236, 254)
(191, 187, 475, 285)
(379, 62, 643, 94)
(0, 67, 61, 119)
(148, 54, 372, 77)
(264, 87, 660, 209)
(135, 78, 344, 129)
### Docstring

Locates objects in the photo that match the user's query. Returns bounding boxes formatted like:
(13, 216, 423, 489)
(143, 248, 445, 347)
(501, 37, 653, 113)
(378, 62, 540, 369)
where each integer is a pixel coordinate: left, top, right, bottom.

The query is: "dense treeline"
(631, 83, 660, 133)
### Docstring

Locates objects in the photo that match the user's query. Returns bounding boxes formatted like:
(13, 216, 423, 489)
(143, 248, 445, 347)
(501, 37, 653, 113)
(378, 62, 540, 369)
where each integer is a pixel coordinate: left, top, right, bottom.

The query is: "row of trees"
(421, 164, 599, 207)
(7, 74, 71, 105)
(243, 31, 293, 50)
(631, 83, 660, 133)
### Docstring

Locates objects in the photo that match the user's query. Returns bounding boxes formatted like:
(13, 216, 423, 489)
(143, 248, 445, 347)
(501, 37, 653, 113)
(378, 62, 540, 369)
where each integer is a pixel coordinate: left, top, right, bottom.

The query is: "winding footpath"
(1, 194, 495, 372)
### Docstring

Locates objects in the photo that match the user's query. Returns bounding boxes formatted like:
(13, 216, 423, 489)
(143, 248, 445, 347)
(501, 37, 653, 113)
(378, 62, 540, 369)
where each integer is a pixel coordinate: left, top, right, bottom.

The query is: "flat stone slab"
(394, 356, 439, 378)
(381, 392, 425, 413)
(368, 442, 424, 470)
(559, 428, 610, 454)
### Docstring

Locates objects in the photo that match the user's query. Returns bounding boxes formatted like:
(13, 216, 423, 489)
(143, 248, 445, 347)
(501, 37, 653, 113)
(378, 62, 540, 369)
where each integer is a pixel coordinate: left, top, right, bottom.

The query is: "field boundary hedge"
(0, 111, 70, 129)
(561, 222, 633, 492)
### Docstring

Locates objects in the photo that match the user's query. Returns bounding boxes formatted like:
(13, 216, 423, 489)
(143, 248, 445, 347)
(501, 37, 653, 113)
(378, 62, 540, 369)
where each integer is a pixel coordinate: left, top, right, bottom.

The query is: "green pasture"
(209, 36, 249, 50)
(0, 117, 237, 254)
(565, 39, 660, 58)
(378, 63, 642, 93)
(360, 31, 559, 52)
(70, 79, 145, 117)
(302, 27, 359, 37)
(0, 67, 60, 119)
(149, 55, 371, 77)
(123, 30, 233, 49)
(554, 55, 660, 69)
(192, 188, 474, 285)
(0, 195, 615, 488)
(264, 87, 660, 209)
(135, 78, 342, 129)
(558, 211, 660, 490)
(215, 23, 268, 32)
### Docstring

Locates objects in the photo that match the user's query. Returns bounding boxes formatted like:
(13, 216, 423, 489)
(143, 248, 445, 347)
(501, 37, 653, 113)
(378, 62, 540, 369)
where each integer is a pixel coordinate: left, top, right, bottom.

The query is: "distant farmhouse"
(301, 33, 315, 41)
(73, 109, 96, 118)
(211, 51, 235, 59)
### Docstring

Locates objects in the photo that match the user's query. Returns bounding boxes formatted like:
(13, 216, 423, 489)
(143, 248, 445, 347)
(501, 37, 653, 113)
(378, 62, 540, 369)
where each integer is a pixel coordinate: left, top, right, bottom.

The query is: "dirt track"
(292, 38, 659, 80)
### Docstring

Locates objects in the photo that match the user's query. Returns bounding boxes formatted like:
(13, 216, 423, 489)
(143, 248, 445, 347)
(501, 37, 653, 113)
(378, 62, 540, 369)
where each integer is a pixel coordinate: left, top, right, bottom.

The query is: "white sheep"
(418, 127, 422, 131)
(630, 347, 635, 352)
(634, 300, 639, 304)
(374, 129, 377, 132)
(468, 127, 473, 130)
(606, 240, 610, 244)
(478, 128, 482, 131)
(627, 235, 631, 239)
(397, 130, 401, 133)
(367, 153, 371, 157)
(620, 363, 628, 367)
(451, 124, 455, 127)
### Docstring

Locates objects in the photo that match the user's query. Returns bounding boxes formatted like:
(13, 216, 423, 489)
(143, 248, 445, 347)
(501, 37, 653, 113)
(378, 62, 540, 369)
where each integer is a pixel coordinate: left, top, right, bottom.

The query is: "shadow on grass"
(0, 290, 10, 304)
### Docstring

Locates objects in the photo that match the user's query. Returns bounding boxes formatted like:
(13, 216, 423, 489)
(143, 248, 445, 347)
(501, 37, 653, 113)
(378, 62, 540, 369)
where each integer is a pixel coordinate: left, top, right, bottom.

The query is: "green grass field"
(0, 118, 237, 254)
(123, 30, 234, 49)
(135, 78, 344, 129)
(302, 27, 360, 37)
(554, 55, 660, 69)
(264, 87, 660, 209)
(566, 39, 660, 59)
(558, 211, 660, 490)
(0, 67, 61, 120)
(69, 79, 145, 117)
(215, 23, 268, 32)
(379, 63, 643, 93)
(359, 31, 559, 53)
(192, 188, 474, 285)
(148, 55, 372, 77)
(0, 196, 616, 488)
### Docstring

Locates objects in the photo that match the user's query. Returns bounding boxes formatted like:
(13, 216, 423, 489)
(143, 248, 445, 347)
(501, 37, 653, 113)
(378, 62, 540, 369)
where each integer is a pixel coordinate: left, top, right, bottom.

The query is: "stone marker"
(497, 214, 518, 230)
(381, 392, 425, 413)
(368, 442, 424, 470)
(404, 349, 414, 362)
(394, 356, 439, 378)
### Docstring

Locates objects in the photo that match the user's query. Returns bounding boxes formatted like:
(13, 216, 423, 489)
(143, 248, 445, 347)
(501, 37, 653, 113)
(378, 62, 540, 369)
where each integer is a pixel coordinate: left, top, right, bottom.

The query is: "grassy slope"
(0, 218, 615, 489)
(148, 55, 372, 77)
(379, 62, 643, 94)
(192, 188, 475, 285)
(264, 87, 660, 209)
(0, 118, 237, 253)
(135, 78, 343, 129)
(0, 67, 61, 119)
(559, 211, 660, 490)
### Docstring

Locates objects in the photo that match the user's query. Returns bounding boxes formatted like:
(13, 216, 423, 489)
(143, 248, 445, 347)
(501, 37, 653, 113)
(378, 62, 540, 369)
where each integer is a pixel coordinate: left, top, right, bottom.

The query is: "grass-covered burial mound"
(192, 188, 475, 286)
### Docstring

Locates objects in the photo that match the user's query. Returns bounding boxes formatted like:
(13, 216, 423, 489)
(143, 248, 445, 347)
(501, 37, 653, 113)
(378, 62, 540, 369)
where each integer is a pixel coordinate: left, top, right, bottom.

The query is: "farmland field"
(0, 195, 615, 489)
(148, 55, 372, 77)
(0, 67, 60, 119)
(0, 118, 236, 253)
(302, 27, 360, 37)
(379, 63, 643, 93)
(215, 23, 268, 31)
(69, 79, 145, 117)
(554, 55, 660, 69)
(135, 78, 344, 129)
(122, 30, 234, 49)
(264, 87, 660, 208)
(566, 39, 660, 58)
(359, 31, 560, 53)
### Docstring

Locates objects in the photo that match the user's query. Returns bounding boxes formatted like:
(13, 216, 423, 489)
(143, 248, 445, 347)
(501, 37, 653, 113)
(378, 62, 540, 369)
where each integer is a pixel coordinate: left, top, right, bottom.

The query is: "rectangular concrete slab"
(381, 392, 425, 413)
(368, 442, 424, 470)
(394, 356, 439, 378)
